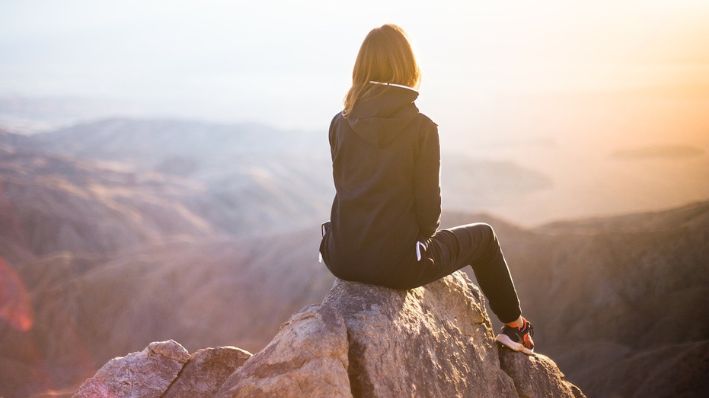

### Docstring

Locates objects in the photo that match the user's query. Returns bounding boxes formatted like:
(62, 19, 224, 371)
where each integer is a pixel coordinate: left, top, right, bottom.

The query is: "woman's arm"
(414, 123, 442, 240)
(328, 113, 339, 162)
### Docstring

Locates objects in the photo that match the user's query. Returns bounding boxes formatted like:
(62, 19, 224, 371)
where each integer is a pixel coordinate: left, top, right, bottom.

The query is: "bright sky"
(1, 0, 708, 222)
(1, 0, 708, 133)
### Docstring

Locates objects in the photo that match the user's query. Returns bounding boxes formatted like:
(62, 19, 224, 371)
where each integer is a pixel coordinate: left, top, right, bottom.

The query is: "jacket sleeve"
(414, 122, 442, 240)
(328, 113, 338, 162)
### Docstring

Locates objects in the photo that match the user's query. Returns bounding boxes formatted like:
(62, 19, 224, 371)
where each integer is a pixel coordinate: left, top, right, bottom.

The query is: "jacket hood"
(345, 82, 420, 148)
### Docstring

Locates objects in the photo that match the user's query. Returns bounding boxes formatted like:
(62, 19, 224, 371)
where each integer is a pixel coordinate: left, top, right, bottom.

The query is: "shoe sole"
(495, 334, 535, 356)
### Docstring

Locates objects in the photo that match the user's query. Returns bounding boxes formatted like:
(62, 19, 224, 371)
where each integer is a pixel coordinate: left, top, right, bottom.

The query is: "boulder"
(217, 271, 584, 398)
(75, 271, 586, 398)
(216, 304, 351, 397)
(163, 346, 252, 397)
(73, 340, 190, 398)
(322, 271, 517, 397)
(499, 349, 586, 398)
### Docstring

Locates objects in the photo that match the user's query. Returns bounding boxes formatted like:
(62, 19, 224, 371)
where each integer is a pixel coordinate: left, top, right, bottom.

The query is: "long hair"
(343, 24, 421, 117)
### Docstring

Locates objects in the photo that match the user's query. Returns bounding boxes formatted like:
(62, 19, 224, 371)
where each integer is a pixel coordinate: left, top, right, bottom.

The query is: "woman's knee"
(471, 223, 503, 263)
(470, 222, 497, 242)
(477, 222, 494, 235)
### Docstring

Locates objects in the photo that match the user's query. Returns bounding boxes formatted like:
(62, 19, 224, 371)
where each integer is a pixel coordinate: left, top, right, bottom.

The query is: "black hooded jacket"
(320, 82, 441, 282)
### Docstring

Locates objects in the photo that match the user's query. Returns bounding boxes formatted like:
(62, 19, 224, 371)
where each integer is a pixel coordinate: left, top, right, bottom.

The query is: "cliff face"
(74, 272, 584, 398)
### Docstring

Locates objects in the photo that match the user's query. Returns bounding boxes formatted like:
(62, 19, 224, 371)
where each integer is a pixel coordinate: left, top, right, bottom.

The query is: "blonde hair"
(343, 24, 421, 117)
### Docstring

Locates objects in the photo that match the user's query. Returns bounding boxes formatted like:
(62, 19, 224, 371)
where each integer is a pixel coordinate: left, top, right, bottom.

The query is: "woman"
(318, 23, 535, 355)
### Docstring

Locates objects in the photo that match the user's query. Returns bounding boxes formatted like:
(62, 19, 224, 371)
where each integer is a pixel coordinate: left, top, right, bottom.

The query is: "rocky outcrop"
(73, 340, 191, 398)
(328, 272, 513, 398)
(216, 304, 352, 397)
(74, 271, 584, 398)
(163, 346, 252, 397)
(499, 350, 585, 398)
(73, 341, 252, 398)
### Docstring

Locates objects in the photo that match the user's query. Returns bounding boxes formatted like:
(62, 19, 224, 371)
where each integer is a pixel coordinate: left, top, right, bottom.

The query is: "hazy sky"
(2, 0, 708, 132)
(1, 0, 708, 221)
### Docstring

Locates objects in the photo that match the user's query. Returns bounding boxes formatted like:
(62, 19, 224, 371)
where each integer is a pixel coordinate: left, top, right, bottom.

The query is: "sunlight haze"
(1, 0, 708, 223)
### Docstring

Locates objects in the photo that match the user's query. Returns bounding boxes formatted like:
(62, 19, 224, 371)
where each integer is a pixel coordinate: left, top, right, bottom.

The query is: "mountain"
(2, 199, 707, 397)
(0, 125, 331, 243)
(1, 117, 706, 397)
(23, 118, 553, 230)
(22, 118, 338, 234)
(0, 145, 213, 263)
(440, 201, 709, 397)
(73, 273, 585, 398)
(498, 200, 709, 397)
(0, 96, 146, 134)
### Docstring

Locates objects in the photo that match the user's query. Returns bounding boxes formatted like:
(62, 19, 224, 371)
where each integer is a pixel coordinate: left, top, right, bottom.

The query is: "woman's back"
(322, 82, 441, 282)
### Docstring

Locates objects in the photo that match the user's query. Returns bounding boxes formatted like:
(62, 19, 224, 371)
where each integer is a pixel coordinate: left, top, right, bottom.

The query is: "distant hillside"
(458, 201, 709, 397)
(0, 127, 332, 241)
(31, 118, 327, 172)
(1, 118, 706, 397)
(26, 117, 553, 223)
(3, 201, 707, 397)
(0, 146, 213, 263)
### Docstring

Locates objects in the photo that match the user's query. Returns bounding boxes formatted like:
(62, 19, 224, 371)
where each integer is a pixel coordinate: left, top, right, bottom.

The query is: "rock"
(217, 271, 584, 398)
(75, 271, 585, 398)
(163, 346, 252, 397)
(216, 304, 352, 398)
(499, 348, 586, 398)
(72, 341, 253, 398)
(324, 272, 517, 398)
(72, 340, 190, 398)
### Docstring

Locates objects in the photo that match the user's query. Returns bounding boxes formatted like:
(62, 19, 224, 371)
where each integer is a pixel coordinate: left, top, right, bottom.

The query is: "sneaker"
(495, 317, 535, 355)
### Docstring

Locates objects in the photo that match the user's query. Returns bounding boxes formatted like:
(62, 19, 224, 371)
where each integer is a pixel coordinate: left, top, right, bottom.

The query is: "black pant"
(324, 222, 522, 324)
(411, 223, 522, 323)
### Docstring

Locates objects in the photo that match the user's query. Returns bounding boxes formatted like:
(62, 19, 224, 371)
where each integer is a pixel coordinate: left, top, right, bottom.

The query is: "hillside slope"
(443, 202, 709, 397)
(0, 146, 213, 263)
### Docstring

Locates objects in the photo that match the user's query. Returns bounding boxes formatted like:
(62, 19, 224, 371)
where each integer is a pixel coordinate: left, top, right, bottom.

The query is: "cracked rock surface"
(74, 272, 585, 398)
(73, 340, 191, 398)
